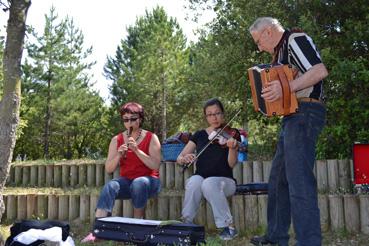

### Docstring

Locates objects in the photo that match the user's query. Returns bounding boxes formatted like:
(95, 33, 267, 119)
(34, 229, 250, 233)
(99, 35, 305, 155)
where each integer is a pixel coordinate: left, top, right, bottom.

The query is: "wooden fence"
(3, 159, 369, 234)
(6, 159, 354, 192)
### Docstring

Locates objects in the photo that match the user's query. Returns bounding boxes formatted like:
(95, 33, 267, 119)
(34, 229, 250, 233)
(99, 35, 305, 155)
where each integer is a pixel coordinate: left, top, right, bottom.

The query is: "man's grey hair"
(249, 17, 282, 33)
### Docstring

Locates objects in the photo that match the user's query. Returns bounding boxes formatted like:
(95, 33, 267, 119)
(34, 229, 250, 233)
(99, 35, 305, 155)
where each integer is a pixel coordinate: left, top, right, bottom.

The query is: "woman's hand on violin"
(226, 138, 238, 150)
(179, 154, 196, 164)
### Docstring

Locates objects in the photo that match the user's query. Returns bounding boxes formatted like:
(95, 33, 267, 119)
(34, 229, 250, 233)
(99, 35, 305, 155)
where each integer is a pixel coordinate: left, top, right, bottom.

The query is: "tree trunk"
(43, 75, 51, 159)
(0, 0, 31, 233)
(161, 73, 167, 141)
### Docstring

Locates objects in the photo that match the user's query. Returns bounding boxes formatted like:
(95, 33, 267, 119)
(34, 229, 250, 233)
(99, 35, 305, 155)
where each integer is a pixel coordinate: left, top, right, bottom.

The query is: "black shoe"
(250, 235, 277, 245)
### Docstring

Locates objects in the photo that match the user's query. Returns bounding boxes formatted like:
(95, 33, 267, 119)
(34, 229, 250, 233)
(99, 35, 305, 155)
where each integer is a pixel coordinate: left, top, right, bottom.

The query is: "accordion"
(248, 64, 298, 117)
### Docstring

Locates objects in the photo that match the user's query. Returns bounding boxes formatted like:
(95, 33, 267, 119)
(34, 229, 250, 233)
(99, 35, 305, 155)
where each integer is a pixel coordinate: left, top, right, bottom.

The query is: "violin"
(182, 109, 244, 171)
(208, 125, 247, 152)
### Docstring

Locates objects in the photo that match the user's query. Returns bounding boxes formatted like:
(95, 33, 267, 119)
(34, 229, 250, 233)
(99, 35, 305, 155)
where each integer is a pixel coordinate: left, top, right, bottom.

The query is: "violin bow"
(182, 108, 242, 171)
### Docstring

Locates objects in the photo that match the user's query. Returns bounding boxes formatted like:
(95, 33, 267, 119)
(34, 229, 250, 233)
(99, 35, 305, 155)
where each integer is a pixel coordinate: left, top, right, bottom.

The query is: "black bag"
(5, 219, 70, 246)
(93, 217, 205, 245)
(235, 182, 268, 195)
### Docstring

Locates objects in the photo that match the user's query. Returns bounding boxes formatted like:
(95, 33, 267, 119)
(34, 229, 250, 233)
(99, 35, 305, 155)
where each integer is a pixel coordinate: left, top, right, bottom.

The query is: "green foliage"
(105, 7, 191, 140)
(186, 0, 369, 159)
(7, 1, 368, 161)
(14, 7, 109, 160)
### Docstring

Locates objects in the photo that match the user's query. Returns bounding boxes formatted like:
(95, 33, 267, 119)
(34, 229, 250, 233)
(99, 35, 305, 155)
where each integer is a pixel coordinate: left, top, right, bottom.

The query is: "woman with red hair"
(82, 102, 161, 242)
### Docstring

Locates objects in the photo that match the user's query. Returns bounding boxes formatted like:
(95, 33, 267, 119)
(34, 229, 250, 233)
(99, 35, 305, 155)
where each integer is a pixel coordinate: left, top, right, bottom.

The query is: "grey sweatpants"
(181, 175, 236, 228)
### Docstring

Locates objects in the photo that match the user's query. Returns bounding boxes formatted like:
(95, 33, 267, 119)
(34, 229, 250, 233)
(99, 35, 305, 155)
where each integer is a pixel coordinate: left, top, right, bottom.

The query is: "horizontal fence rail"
(3, 159, 367, 235)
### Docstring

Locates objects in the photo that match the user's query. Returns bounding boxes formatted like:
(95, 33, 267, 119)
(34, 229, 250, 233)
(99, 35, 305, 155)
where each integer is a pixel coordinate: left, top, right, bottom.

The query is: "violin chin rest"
(208, 131, 218, 140)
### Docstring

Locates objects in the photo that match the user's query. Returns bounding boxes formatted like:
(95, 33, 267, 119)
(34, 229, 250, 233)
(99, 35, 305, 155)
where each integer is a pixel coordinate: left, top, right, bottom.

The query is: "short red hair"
(119, 102, 144, 125)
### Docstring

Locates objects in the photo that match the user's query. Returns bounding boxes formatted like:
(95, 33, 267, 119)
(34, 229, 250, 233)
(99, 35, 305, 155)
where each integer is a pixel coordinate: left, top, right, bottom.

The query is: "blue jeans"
(96, 176, 161, 212)
(266, 102, 326, 246)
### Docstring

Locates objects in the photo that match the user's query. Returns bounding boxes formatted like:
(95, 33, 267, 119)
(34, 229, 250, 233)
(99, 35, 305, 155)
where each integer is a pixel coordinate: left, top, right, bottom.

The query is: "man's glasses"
(254, 28, 267, 47)
(205, 112, 223, 118)
(122, 117, 139, 123)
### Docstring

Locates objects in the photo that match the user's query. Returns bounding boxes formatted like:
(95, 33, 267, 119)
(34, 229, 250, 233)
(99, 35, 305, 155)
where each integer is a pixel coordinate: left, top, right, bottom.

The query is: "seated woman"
(82, 102, 161, 242)
(177, 98, 239, 241)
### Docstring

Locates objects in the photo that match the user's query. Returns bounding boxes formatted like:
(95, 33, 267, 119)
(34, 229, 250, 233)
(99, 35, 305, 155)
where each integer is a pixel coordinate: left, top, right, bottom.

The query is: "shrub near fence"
(3, 159, 369, 234)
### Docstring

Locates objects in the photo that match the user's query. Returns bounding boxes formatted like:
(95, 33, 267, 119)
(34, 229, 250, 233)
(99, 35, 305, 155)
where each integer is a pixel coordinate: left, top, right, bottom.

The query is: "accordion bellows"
(248, 64, 298, 117)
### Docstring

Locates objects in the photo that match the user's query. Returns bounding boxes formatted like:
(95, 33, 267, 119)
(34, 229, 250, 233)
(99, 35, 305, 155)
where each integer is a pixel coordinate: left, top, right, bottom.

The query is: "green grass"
(2, 221, 369, 245)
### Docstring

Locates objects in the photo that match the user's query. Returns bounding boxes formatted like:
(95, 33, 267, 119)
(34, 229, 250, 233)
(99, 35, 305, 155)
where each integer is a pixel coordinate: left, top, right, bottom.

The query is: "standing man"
(248, 17, 328, 246)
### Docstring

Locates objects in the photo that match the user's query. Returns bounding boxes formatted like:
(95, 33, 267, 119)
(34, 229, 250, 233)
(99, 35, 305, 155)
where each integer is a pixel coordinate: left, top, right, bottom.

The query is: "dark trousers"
(267, 102, 326, 246)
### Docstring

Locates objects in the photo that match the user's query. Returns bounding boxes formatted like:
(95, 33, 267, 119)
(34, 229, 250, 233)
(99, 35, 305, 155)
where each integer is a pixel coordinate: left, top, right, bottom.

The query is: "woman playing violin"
(177, 98, 238, 241)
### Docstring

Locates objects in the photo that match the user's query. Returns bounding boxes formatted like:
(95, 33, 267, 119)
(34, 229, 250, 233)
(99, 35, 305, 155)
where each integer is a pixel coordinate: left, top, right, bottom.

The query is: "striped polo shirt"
(274, 30, 324, 100)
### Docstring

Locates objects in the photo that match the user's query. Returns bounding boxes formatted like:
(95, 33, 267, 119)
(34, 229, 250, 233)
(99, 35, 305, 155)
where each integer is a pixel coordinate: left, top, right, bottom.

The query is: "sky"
(0, 0, 215, 102)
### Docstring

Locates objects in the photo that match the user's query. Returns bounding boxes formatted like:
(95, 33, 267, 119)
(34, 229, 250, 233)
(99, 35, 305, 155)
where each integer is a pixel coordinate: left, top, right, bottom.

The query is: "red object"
(353, 143, 369, 185)
(117, 131, 159, 179)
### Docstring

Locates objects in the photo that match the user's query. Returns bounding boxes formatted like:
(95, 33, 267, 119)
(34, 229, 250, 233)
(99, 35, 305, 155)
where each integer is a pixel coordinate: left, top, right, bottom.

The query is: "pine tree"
(15, 8, 108, 160)
(105, 6, 190, 140)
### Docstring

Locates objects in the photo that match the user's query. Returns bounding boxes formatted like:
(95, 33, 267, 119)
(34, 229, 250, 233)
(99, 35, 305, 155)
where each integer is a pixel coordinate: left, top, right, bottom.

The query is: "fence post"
(58, 195, 69, 220)
(54, 165, 62, 187)
(359, 194, 369, 234)
(79, 165, 87, 187)
(318, 194, 329, 232)
(328, 194, 344, 231)
(37, 195, 47, 219)
(145, 197, 158, 220)
(262, 160, 272, 183)
(48, 195, 58, 220)
(30, 166, 38, 186)
(257, 194, 268, 227)
(87, 164, 96, 187)
(122, 199, 133, 218)
(194, 199, 206, 226)
(232, 196, 245, 232)
(38, 165, 46, 187)
(205, 201, 216, 231)
(62, 165, 70, 188)
(17, 195, 27, 220)
(174, 163, 184, 190)
(96, 164, 104, 187)
(70, 165, 78, 187)
(159, 162, 166, 188)
(244, 195, 258, 230)
(14, 166, 22, 186)
(90, 194, 99, 223)
(253, 161, 263, 183)
(79, 194, 90, 222)
(157, 196, 169, 221)
(344, 194, 360, 233)
(26, 194, 37, 219)
(46, 165, 53, 186)
(316, 160, 328, 192)
(69, 194, 80, 221)
(22, 166, 30, 186)
(165, 162, 175, 189)
(242, 160, 253, 184)
(233, 163, 242, 184)
(112, 199, 122, 217)
(169, 195, 181, 220)
(338, 159, 351, 191)
(6, 195, 17, 221)
(327, 159, 339, 192)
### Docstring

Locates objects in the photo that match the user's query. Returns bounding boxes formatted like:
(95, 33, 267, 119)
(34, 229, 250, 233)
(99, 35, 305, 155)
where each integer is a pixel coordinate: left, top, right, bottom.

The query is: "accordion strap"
(276, 66, 291, 115)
